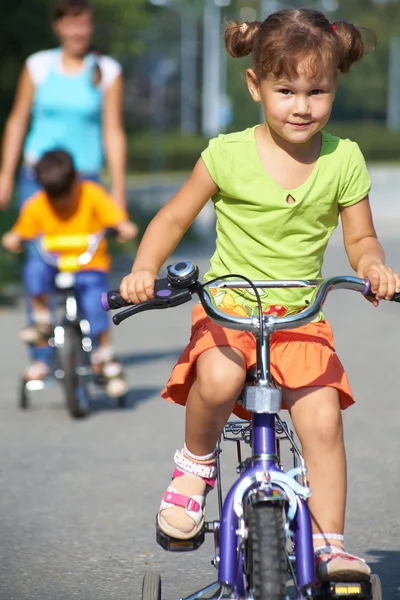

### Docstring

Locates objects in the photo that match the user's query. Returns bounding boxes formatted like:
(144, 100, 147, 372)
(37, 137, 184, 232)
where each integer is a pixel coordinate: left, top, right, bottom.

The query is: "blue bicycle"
(102, 260, 396, 600)
(20, 229, 126, 418)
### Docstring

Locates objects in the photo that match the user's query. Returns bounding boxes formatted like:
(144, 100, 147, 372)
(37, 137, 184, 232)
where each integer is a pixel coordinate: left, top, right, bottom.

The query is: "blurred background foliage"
(1, 0, 400, 175)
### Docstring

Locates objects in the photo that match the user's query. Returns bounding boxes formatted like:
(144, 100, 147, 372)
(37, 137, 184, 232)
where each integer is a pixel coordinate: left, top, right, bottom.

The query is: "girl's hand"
(0, 172, 14, 210)
(2, 231, 22, 252)
(358, 261, 400, 306)
(116, 220, 139, 242)
(120, 269, 158, 305)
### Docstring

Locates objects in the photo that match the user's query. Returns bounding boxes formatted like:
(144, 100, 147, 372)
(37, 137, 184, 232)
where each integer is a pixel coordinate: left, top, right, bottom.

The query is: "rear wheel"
(245, 501, 287, 600)
(141, 573, 162, 600)
(60, 326, 91, 419)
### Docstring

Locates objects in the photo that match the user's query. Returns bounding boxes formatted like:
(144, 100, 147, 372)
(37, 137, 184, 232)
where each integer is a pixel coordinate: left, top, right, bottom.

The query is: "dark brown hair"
(52, 0, 101, 86)
(224, 8, 371, 80)
(52, 0, 93, 22)
(35, 150, 77, 199)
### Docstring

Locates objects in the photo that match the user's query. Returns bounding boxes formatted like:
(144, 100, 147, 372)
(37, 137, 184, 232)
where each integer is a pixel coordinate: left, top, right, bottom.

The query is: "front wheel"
(19, 378, 29, 410)
(371, 574, 383, 600)
(245, 501, 287, 600)
(141, 573, 162, 600)
(60, 326, 91, 419)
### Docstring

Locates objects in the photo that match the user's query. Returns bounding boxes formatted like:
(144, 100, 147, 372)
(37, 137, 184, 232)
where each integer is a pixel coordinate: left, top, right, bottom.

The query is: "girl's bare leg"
(185, 346, 247, 454)
(159, 346, 246, 535)
(284, 385, 371, 580)
(31, 294, 49, 313)
(283, 385, 346, 548)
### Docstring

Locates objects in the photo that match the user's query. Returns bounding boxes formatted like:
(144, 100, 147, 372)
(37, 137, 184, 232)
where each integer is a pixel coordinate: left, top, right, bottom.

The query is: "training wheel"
(141, 572, 162, 600)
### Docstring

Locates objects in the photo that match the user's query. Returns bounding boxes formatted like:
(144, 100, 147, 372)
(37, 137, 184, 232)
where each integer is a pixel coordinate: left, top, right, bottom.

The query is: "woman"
(0, 0, 127, 210)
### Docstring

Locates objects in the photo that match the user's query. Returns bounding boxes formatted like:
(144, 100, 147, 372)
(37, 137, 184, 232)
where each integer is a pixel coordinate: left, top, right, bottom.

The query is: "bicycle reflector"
(167, 261, 199, 288)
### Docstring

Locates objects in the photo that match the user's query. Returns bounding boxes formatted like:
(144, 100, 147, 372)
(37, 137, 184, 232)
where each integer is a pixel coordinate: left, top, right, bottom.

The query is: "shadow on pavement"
(89, 386, 160, 414)
(118, 348, 181, 367)
(367, 549, 400, 599)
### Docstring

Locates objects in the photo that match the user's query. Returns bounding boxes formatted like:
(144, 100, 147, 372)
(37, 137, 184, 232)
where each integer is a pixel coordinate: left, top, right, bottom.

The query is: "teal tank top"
(24, 49, 103, 173)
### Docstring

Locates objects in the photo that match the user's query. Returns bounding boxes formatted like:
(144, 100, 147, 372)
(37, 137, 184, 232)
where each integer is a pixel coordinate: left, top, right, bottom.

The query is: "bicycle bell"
(167, 260, 199, 288)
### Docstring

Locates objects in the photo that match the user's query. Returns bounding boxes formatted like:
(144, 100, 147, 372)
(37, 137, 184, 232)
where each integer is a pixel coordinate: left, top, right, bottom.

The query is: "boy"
(2, 150, 138, 396)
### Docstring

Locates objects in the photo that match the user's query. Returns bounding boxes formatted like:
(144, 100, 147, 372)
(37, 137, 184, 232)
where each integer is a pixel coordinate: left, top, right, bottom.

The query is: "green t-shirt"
(201, 126, 371, 318)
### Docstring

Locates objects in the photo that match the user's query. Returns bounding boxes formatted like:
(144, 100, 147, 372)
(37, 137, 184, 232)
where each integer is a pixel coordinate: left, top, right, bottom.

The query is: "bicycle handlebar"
(27, 228, 118, 270)
(101, 260, 400, 333)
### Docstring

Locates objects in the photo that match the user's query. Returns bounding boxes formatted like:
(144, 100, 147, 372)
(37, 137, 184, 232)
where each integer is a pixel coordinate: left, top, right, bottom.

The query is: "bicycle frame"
(51, 280, 92, 355)
(174, 275, 369, 600)
(23, 234, 105, 389)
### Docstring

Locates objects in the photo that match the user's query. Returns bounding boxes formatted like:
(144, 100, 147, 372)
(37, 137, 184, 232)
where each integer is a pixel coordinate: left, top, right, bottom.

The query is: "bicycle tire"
(60, 326, 91, 419)
(19, 378, 29, 410)
(141, 572, 162, 600)
(371, 574, 383, 600)
(116, 393, 127, 408)
(245, 501, 287, 600)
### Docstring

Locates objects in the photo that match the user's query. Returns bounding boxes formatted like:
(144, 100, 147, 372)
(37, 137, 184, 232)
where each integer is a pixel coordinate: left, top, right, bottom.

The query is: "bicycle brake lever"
(112, 281, 193, 325)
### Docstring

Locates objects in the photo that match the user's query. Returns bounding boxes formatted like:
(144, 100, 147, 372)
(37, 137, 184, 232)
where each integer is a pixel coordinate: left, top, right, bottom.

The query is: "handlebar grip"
(363, 278, 400, 303)
(104, 227, 119, 239)
(100, 290, 130, 311)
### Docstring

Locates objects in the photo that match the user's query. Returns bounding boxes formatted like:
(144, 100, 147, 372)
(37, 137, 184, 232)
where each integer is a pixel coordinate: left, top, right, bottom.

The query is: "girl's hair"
(224, 8, 372, 80)
(52, 0, 101, 87)
(52, 0, 93, 22)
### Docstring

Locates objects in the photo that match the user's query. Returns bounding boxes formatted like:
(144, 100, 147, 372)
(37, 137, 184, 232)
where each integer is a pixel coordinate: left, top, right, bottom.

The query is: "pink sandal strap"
(315, 546, 367, 566)
(162, 489, 201, 513)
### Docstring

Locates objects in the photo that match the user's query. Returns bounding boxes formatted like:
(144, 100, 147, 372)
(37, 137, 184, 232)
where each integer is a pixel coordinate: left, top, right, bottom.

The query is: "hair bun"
(224, 20, 262, 58)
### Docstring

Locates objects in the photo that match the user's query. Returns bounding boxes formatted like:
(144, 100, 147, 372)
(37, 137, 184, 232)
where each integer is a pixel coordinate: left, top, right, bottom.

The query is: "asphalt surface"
(1, 222, 400, 600)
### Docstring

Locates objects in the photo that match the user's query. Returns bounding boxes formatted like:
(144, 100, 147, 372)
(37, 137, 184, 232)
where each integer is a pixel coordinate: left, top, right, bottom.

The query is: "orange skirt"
(161, 304, 354, 419)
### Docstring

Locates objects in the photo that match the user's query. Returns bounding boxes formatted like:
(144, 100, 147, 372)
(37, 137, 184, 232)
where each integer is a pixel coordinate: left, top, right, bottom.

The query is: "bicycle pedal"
(313, 581, 371, 599)
(156, 518, 205, 552)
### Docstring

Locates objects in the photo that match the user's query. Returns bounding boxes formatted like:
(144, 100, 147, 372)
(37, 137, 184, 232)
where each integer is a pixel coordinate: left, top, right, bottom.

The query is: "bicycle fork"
(217, 412, 315, 598)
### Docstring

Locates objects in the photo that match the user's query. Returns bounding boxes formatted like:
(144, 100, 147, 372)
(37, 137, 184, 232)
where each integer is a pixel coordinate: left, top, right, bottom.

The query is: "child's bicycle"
(102, 260, 398, 600)
(20, 229, 127, 419)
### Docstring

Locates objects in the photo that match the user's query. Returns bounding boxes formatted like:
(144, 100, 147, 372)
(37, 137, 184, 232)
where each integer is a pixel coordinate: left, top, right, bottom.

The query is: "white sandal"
(315, 545, 371, 582)
(157, 449, 217, 540)
(91, 345, 127, 397)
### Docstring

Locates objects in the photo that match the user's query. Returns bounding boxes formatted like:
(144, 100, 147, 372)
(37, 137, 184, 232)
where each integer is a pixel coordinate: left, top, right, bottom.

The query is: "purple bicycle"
(102, 260, 396, 600)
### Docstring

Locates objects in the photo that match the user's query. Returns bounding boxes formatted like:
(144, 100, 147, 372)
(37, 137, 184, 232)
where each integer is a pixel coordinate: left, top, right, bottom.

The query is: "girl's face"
(53, 11, 93, 57)
(247, 63, 338, 145)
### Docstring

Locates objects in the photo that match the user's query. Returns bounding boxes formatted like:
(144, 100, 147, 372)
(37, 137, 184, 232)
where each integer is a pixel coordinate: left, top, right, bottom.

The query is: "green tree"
(0, 0, 54, 131)
(0, 0, 152, 134)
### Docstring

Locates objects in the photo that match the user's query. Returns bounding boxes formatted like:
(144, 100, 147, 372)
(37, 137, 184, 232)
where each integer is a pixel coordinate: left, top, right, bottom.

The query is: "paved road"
(1, 224, 400, 600)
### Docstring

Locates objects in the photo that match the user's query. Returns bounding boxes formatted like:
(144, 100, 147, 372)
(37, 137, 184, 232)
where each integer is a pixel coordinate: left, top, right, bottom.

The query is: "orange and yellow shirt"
(12, 181, 127, 271)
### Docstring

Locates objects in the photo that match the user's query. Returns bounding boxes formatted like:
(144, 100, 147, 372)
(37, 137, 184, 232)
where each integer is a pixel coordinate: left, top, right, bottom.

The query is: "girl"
(120, 8, 399, 583)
